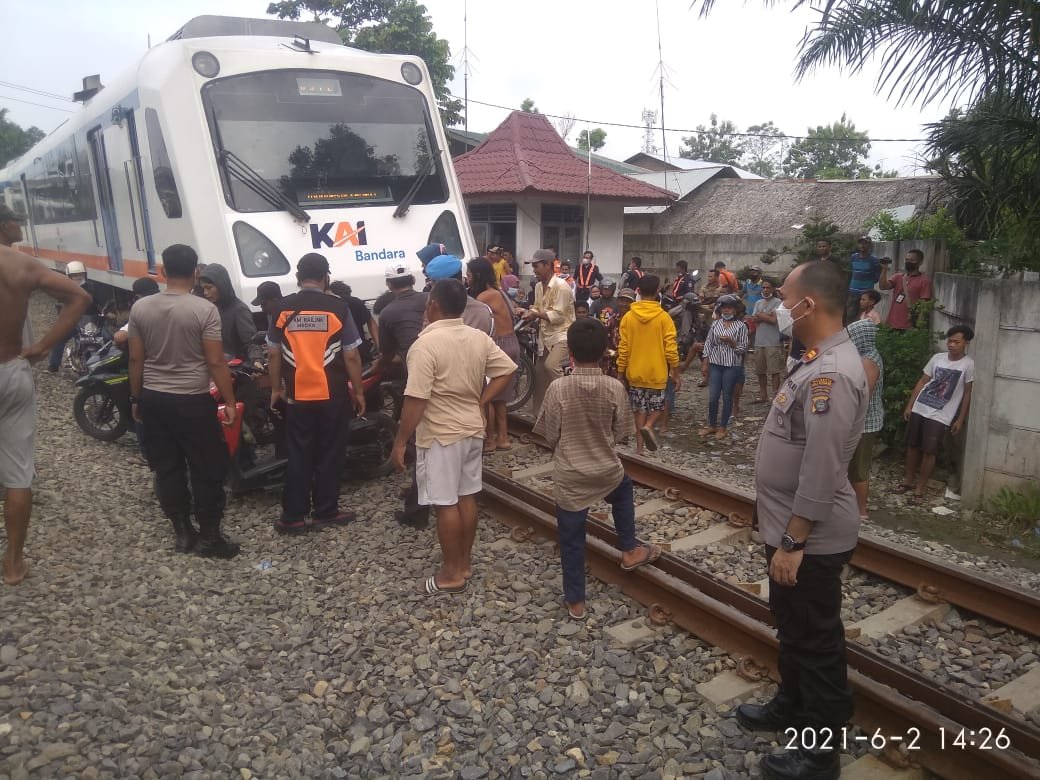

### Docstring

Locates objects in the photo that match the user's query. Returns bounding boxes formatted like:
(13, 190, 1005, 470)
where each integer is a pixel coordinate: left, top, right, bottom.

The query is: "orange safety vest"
(577, 263, 598, 288)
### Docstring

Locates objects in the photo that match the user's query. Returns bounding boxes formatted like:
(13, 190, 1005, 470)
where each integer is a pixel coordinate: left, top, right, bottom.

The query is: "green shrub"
(875, 321, 938, 445)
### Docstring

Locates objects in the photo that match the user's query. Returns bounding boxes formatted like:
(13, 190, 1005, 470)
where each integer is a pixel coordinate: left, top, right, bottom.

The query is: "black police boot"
(194, 517, 240, 559)
(760, 747, 840, 780)
(735, 694, 798, 732)
(170, 516, 198, 554)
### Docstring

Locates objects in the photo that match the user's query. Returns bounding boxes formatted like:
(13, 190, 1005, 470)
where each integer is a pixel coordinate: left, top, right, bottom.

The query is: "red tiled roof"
(453, 111, 675, 204)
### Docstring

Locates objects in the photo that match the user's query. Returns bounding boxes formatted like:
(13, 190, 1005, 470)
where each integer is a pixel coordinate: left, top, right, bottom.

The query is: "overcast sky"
(4, 1, 954, 174)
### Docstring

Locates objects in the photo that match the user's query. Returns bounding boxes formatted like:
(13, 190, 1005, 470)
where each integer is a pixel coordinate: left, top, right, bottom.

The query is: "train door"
(87, 126, 122, 272)
(87, 107, 156, 275)
(17, 174, 39, 252)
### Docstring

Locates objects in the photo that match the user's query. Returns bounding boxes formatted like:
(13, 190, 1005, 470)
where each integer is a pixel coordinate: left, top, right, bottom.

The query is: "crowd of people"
(1, 194, 982, 774)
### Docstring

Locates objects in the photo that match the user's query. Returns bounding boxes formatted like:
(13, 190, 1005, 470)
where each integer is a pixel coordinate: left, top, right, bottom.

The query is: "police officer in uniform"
(739, 260, 868, 780)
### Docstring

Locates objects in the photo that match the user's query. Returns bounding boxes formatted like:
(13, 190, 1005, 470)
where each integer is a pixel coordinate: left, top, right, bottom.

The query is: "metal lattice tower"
(641, 109, 659, 154)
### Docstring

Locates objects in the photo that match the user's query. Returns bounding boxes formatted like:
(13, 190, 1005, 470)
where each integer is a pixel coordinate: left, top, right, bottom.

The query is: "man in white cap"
(520, 248, 575, 411)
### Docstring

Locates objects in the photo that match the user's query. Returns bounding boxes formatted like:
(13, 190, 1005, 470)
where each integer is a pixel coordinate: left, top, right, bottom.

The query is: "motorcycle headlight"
(233, 222, 291, 278)
(82, 322, 100, 336)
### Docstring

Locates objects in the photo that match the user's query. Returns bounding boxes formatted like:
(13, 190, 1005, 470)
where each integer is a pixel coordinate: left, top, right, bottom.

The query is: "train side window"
(144, 109, 182, 218)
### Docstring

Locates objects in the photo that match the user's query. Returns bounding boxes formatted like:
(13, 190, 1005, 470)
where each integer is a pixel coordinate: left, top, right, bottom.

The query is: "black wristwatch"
(129, 395, 140, 404)
(781, 532, 806, 552)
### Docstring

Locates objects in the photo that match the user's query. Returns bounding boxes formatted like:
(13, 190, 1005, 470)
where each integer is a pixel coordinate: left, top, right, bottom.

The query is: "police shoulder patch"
(811, 396, 830, 414)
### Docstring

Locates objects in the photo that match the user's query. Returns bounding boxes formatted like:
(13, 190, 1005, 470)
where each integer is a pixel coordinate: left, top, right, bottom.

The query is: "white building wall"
(584, 201, 626, 278)
(935, 274, 1040, 506)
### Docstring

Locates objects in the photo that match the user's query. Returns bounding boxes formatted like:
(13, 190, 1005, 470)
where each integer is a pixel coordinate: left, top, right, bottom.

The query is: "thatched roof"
(654, 176, 951, 236)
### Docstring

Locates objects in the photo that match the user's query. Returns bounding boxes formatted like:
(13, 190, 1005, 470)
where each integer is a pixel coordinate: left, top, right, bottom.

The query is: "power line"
(453, 93, 928, 144)
(0, 80, 73, 102)
(0, 94, 75, 113)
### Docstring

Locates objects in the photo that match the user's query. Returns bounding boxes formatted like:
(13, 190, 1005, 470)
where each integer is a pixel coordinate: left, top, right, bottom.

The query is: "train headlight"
(232, 222, 290, 278)
(400, 62, 423, 86)
(192, 51, 221, 79)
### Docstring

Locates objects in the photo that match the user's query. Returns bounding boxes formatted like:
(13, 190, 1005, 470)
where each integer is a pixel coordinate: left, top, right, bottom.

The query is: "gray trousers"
(533, 341, 569, 413)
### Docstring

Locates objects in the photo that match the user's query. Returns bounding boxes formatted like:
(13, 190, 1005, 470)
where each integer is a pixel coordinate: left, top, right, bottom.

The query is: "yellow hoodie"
(616, 300, 679, 390)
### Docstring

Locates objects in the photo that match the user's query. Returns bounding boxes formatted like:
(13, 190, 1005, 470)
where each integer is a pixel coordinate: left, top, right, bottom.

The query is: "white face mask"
(775, 297, 811, 336)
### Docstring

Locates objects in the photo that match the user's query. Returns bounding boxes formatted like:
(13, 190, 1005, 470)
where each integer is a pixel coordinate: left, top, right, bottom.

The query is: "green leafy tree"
(0, 109, 45, 168)
(679, 114, 744, 164)
(783, 114, 872, 179)
(268, 0, 461, 126)
(576, 128, 607, 153)
(519, 98, 538, 113)
(741, 121, 784, 177)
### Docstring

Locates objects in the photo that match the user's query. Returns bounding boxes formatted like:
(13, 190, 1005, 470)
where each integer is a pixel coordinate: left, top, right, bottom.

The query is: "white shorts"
(416, 437, 484, 506)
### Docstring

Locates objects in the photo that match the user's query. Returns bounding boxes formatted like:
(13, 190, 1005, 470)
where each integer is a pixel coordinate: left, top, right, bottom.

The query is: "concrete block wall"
(935, 274, 1040, 507)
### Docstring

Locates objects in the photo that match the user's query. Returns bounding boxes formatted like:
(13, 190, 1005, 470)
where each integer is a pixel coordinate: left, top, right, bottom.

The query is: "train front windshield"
(202, 70, 448, 212)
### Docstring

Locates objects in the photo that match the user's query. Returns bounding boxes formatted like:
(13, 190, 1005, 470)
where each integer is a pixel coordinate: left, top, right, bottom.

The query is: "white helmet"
(66, 261, 86, 276)
(385, 261, 414, 280)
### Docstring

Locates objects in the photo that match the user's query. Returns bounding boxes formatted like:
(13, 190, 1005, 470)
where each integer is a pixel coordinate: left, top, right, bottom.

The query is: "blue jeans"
(48, 334, 72, 371)
(556, 474, 638, 603)
(708, 363, 742, 428)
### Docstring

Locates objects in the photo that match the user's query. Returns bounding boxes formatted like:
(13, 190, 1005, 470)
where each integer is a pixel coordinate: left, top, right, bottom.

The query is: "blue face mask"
(506, 288, 518, 299)
(722, 312, 735, 321)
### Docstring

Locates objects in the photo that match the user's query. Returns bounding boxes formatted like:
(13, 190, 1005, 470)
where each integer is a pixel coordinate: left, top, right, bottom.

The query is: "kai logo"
(310, 221, 368, 249)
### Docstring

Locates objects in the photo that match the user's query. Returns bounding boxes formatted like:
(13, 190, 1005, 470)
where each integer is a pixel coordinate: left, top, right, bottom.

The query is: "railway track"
(476, 416, 1040, 779)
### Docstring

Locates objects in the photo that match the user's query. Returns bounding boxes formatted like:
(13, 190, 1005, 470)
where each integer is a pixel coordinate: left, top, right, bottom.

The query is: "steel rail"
(507, 416, 1040, 638)
(481, 477, 1040, 779)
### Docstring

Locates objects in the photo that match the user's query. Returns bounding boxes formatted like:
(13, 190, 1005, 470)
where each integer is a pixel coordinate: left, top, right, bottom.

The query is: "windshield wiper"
(392, 156, 435, 219)
(219, 150, 310, 223)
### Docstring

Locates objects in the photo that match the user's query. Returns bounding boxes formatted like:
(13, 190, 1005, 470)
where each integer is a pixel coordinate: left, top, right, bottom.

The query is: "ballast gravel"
(0, 295, 842, 779)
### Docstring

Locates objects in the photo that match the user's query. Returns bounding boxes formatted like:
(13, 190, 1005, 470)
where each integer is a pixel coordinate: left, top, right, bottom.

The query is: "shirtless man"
(0, 205, 91, 585)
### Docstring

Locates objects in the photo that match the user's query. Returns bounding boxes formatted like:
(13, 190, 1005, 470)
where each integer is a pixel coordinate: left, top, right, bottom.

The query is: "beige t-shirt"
(404, 318, 516, 448)
(128, 291, 222, 395)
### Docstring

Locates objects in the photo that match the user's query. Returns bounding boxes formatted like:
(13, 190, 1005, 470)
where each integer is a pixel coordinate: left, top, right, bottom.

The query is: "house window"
(468, 202, 516, 255)
(541, 204, 584, 264)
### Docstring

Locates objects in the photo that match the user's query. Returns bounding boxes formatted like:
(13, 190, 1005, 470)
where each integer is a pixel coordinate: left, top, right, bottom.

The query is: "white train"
(0, 15, 475, 303)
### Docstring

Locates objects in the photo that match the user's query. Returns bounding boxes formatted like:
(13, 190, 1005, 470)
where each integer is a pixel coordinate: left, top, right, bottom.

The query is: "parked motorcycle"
(215, 359, 400, 495)
(73, 341, 131, 441)
(61, 315, 111, 376)
(507, 319, 537, 412)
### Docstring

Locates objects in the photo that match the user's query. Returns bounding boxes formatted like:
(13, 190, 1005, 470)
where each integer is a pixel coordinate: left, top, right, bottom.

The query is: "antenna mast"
(656, 0, 667, 161)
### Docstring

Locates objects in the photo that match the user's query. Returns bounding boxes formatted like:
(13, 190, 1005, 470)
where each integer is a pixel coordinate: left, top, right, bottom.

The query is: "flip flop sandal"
(640, 426, 659, 452)
(566, 604, 588, 622)
(909, 494, 925, 506)
(620, 543, 663, 572)
(418, 575, 467, 595)
(892, 484, 914, 495)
